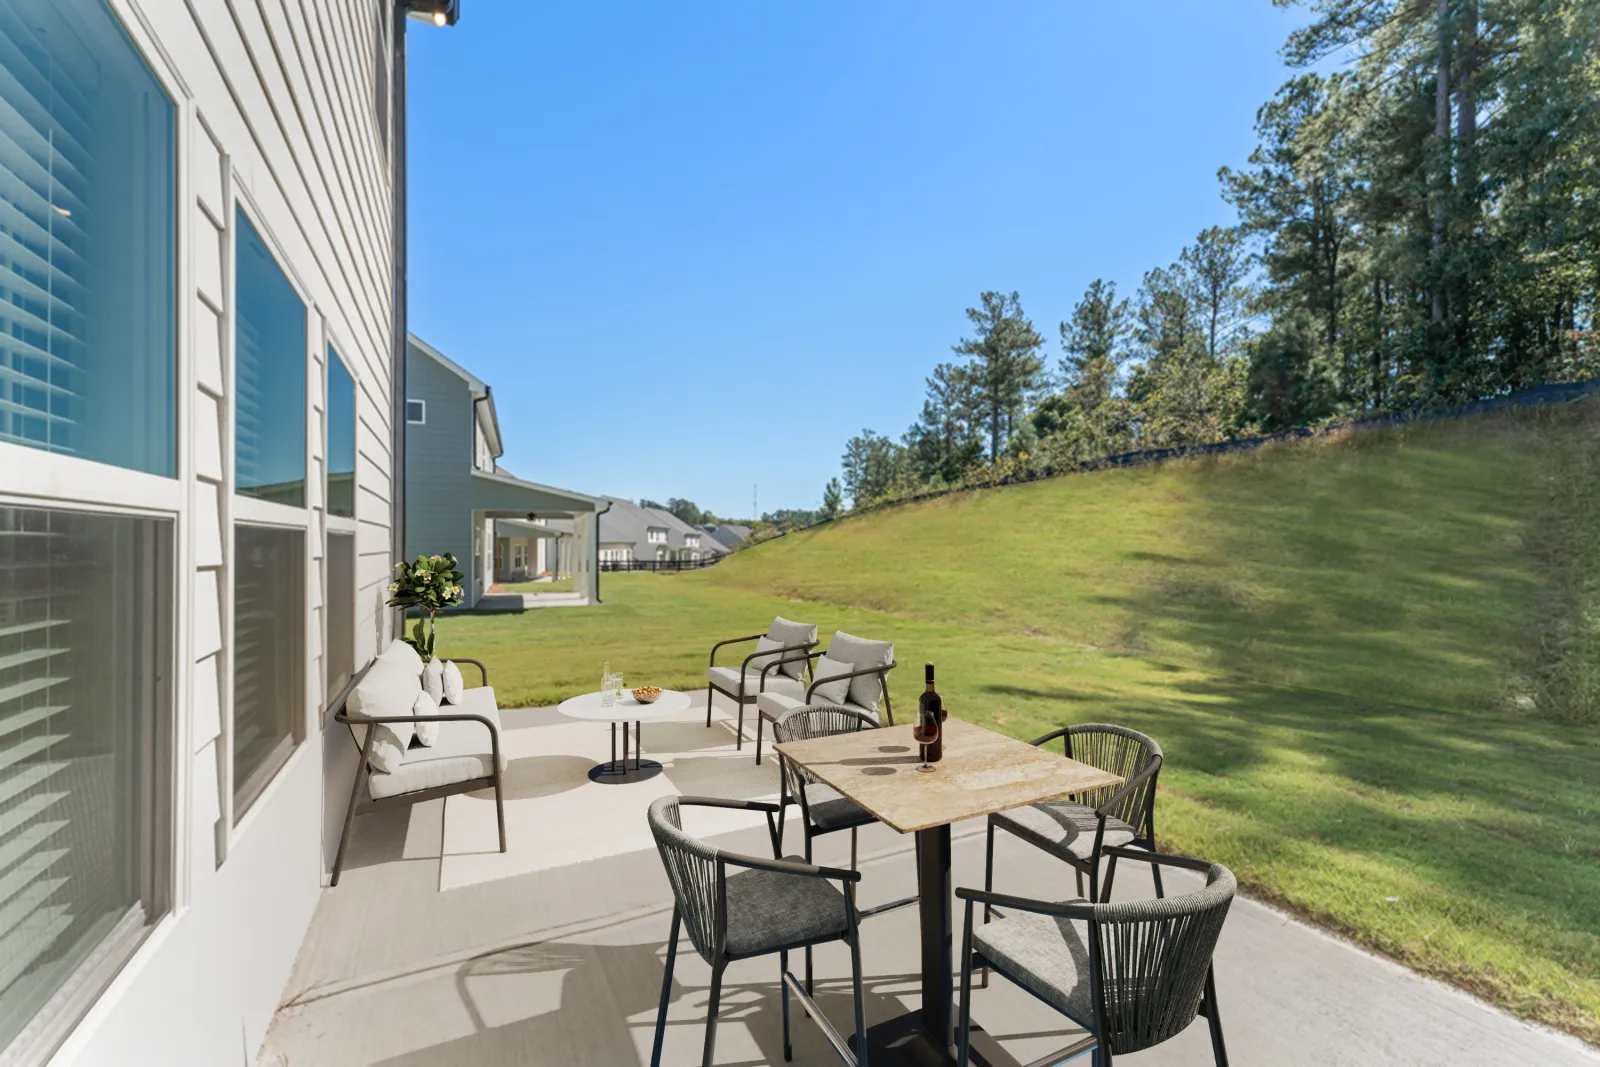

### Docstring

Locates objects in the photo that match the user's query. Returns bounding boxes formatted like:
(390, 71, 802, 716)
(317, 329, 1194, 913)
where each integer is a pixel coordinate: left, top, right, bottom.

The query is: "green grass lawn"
(436, 402, 1600, 1043)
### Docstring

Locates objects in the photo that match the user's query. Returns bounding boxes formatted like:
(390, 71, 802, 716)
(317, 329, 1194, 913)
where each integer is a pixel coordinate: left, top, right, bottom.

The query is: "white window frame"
(646, 526, 668, 545)
(0, 2, 188, 1058)
(322, 332, 360, 711)
(406, 398, 426, 424)
(226, 191, 314, 837)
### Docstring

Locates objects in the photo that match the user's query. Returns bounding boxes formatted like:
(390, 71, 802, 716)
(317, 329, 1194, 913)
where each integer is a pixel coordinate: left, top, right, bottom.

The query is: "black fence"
(600, 556, 723, 573)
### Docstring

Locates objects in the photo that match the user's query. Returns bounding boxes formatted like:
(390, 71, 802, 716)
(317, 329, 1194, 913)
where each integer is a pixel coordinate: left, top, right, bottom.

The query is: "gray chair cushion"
(824, 631, 893, 711)
(803, 783, 874, 831)
(766, 617, 818, 679)
(758, 691, 880, 726)
(974, 906, 1093, 1026)
(368, 687, 505, 800)
(723, 855, 849, 958)
(708, 665, 806, 701)
(993, 801, 1136, 863)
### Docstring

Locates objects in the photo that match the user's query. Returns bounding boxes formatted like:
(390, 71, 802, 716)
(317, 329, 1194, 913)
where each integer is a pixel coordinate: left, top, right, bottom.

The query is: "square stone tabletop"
(773, 717, 1124, 833)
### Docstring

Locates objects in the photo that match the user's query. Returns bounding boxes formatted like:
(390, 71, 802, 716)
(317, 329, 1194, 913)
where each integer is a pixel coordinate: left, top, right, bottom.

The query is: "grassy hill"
(437, 400, 1600, 1041)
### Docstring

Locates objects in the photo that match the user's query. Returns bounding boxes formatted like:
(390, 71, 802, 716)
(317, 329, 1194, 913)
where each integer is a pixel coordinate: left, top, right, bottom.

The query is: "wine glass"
(912, 716, 939, 772)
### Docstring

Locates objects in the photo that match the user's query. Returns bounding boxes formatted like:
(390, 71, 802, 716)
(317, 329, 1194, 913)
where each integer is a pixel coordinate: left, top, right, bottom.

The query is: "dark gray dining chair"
(956, 848, 1233, 1067)
(647, 795, 869, 1067)
(984, 723, 1163, 909)
(771, 706, 917, 995)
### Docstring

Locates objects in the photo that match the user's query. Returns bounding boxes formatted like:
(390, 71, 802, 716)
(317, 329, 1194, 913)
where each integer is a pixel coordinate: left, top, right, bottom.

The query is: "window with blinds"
(0, 0, 175, 476)
(233, 525, 304, 816)
(0, 505, 170, 1061)
(327, 348, 355, 519)
(235, 210, 307, 508)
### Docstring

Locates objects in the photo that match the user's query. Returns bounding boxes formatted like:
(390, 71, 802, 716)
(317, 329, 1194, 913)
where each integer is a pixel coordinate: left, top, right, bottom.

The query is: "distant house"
(599, 498, 729, 565)
(492, 517, 574, 583)
(406, 335, 603, 605)
(698, 522, 753, 549)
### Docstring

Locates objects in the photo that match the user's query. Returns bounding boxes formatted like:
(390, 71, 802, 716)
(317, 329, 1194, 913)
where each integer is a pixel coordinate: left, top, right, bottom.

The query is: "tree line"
(835, 0, 1598, 512)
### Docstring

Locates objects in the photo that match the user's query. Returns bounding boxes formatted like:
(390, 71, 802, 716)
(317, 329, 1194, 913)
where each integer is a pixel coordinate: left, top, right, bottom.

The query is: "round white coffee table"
(558, 688, 692, 783)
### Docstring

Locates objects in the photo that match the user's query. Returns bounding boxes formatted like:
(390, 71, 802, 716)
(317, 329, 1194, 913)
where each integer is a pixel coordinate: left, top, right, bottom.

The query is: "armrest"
(806, 659, 896, 702)
(721, 851, 863, 883)
(955, 887, 1094, 919)
(1094, 754, 1162, 818)
(710, 633, 764, 668)
(452, 657, 489, 686)
(677, 795, 780, 814)
(743, 641, 816, 671)
(1029, 726, 1071, 748)
(335, 708, 502, 772)
(1101, 845, 1212, 873)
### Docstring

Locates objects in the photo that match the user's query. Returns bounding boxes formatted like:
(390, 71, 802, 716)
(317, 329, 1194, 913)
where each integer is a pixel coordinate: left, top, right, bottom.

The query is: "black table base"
(851, 1015, 1016, 1067)
(588, 721, 664, 784)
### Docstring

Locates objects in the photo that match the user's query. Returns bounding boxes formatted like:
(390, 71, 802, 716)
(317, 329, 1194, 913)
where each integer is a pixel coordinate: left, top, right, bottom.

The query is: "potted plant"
(387, 553, 465, 660)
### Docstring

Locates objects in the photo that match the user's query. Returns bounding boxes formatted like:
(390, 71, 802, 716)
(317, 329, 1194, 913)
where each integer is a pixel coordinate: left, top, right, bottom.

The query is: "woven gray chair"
(772, 707, 918, 995)
(956, 848, 1233, 1067)
(985, 723, 1163, 910)
(647, 795, 869, 1067)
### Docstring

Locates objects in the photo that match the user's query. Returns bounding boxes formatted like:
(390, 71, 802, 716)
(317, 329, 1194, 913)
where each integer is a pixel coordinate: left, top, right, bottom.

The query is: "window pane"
(0, 506, 170, 1058)
(235, 212, 306, 507)
(326, 532, 355, 701)
(327, 349, 355, 519)
(233, 525, 303, 813)
(0, 0, 176, 475)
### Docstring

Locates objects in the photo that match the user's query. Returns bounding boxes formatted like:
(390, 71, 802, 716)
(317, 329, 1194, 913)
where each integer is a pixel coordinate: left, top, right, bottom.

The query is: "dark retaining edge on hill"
(739, 377, 1600, 552)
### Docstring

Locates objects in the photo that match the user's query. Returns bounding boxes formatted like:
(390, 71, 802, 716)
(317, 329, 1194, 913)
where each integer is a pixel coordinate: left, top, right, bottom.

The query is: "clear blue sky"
(405, 2, 1312, 520)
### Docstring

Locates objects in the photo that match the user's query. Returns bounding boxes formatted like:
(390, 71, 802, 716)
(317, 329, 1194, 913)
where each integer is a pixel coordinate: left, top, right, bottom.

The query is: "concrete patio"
(261, 695, 1600, 1067)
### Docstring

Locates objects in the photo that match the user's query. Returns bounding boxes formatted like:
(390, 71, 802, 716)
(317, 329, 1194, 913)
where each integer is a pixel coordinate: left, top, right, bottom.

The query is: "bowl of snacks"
(632, 685, 662, 704)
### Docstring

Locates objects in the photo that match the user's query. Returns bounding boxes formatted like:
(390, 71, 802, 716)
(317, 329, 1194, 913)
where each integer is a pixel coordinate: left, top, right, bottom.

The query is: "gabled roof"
(599, 497, 723, 554)
(408, 332, 503, 457)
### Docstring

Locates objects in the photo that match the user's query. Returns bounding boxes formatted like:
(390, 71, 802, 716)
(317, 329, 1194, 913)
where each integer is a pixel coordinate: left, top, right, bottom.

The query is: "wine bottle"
(916, 662, 943, 765)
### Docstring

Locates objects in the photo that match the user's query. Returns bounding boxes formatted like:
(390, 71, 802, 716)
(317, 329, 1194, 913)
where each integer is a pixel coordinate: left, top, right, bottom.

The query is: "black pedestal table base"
(588, 720, 664, 784)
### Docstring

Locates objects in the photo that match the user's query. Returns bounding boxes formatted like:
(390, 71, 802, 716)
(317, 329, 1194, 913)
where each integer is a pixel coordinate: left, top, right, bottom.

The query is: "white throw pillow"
(412, 689, 440, 746)
(442, 660, 465, 705)
(350, 661, 419, 773)
(378, 638, 424, 676)
(748, 636, 787, 676)
(826, 631, 895, 712)
(809, 654, 854, 705)
(767, 617, 818, 679)
(422, 657, 444, 703)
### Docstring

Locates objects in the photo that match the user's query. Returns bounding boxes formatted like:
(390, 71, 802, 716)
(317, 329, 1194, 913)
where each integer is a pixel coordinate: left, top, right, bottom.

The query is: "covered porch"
(457, 471, 602, 608)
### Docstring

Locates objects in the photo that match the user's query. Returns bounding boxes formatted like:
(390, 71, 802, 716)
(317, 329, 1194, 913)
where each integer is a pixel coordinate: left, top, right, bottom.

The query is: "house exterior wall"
(7, 2, 400, 1065)
(403, 346, 477, 593)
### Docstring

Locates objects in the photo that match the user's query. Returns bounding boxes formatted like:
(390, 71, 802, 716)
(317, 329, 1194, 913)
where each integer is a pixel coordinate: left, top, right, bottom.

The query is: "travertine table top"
(773, 717, 1124, 833)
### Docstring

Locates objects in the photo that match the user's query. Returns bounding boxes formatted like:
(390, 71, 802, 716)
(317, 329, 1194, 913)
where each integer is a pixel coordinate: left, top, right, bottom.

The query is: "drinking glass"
(600, 662, 615, 707)
(912, 716, 939, 772)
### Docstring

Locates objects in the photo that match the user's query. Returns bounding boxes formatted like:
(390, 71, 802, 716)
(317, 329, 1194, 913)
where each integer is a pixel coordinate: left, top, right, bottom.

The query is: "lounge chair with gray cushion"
(330, 639, 506, 886)
(704, 616, 818, 750)
(984, 723, 1162, 906)
(956, 848, 1233, 1067)
(753, 630, 896, 764)
(647, 795, 869, 1067)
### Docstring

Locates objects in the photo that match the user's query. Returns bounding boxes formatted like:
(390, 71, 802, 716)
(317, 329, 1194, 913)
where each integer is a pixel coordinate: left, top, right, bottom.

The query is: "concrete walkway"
(261, 696, 1599, 1066)
(470, 590, 590, 612)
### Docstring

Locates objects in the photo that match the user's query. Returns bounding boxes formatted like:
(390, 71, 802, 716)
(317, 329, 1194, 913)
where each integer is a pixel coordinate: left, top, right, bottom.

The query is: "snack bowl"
(632, 686, 662, 704)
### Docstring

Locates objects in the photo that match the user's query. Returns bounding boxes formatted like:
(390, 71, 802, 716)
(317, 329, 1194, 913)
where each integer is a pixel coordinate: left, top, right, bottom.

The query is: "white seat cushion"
(707, 665, 805, 701)
(825, 631, 894, 711)
(757, 692, 879, 726)
(766, 617, 819, 680)
(349, 660, 422, 773)
(368, 686, 505, 800)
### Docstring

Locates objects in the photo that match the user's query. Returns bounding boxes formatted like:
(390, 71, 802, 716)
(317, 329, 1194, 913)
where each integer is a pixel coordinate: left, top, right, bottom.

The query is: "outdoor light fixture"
(403, 0, 458, 27)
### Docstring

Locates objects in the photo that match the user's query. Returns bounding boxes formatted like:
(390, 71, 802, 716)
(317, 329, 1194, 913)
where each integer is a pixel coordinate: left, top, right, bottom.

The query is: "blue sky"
(405, 2, 1312, 520)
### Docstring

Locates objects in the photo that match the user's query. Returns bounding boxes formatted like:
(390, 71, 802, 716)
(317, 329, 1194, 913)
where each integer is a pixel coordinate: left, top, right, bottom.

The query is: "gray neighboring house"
(406, 335, 603, 606)
(599, 498, 727, 564)
(698, 522, 752, 549)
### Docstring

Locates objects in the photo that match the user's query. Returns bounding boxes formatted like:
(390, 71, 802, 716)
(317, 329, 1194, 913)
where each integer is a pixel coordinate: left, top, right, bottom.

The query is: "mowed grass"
(436, 403, 1600, 1042)
(493, 576, 573, 593)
